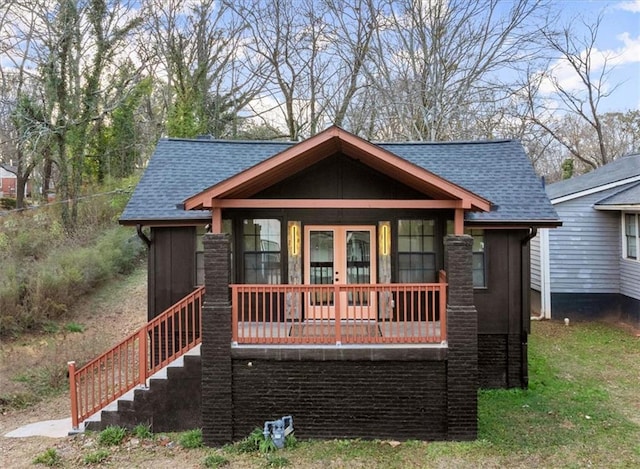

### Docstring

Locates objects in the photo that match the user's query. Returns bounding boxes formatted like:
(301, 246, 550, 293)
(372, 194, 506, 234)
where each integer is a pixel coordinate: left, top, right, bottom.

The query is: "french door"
(304, 225, 376, 320)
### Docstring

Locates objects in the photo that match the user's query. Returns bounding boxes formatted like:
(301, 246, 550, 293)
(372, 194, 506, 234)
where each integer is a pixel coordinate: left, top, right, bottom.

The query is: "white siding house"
(532, 154, 640, 325)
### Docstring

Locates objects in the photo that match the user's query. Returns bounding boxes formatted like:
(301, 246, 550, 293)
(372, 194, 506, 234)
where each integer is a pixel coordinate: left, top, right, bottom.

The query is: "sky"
(547, 0, 640, 112)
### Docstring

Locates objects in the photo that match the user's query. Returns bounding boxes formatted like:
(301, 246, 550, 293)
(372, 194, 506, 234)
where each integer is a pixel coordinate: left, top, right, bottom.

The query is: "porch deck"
(231, 279, 447, 345)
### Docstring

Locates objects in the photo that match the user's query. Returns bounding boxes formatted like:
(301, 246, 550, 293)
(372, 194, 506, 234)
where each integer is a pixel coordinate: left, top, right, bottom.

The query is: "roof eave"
(594, 204, 640, 211)
(465, 219, 562, 229)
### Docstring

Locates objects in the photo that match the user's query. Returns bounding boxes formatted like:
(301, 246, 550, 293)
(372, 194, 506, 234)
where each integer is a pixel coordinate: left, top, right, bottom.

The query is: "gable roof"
(184, 127, 490, 212)
(546, 154, 640, 202)
(120, 129, 559, 226)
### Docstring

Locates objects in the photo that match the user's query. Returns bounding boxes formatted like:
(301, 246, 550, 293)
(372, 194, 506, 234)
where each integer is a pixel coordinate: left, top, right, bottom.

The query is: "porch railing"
(68, 286, 204, 429)
(231, 278, 447, 345)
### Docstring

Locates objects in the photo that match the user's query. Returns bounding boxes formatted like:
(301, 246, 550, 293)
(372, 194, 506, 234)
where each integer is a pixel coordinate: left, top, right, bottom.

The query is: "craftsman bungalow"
(69, 126, 559, 445)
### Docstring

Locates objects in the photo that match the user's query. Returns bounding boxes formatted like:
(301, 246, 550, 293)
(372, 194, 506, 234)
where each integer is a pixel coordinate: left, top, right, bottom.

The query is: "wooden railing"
(231, 280, 447, 345)
(68, 286, 204, 429)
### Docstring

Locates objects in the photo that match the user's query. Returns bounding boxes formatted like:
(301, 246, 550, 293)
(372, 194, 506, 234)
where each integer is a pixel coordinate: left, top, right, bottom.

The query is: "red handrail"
(69, 286, 204, 429)
(231, 281, 447, 345)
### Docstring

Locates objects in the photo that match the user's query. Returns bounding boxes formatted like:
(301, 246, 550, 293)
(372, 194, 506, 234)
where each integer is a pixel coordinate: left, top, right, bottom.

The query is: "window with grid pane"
(467, 229, 486, 288)
(397, 219, 436, 282)
(625, 213, 638, 260)
(243, 219, 281, 284)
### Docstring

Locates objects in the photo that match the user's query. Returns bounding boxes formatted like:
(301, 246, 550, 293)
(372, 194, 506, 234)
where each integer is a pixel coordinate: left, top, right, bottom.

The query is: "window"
(243, 219, 281, 284)
(195, 220, 232, 286)
(624, 213, 638, 260)
(397, 219, 436, 282)
(467, 229, 486, 288)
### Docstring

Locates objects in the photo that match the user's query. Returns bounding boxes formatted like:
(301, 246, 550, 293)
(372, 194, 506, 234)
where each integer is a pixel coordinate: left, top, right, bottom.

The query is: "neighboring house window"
(624, 213, 638, 260)
(195, 221, 232, 285)
(397, 219, 436, 282)
(243, 219, 281, 284)
(445, 221, 486, 288)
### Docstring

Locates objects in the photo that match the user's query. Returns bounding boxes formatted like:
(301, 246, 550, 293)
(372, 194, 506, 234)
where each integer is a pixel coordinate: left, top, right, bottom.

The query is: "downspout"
(136, 224, 151, 248)
(524, 227, 546, 321)
(520, 227, 537, 388)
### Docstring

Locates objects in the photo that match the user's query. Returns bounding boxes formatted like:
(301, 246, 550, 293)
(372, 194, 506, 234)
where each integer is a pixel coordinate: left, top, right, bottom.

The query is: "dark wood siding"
(148, 227, 197, 320)
(474, 229, 530, 388)
(255, 153, 429, 199)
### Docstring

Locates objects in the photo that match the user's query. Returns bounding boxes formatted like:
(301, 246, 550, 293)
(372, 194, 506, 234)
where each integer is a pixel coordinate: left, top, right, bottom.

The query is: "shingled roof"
(546, 154, 640, 201)
(120, 132, 558, 226)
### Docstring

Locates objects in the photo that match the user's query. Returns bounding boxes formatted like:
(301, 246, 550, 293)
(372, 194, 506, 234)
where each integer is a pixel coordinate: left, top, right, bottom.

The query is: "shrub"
(83, 449, 110, 464)
(133, 423, 153, 439)
(0, 226, 143, 335)
(179, 429, 204, 449)
(98, 426, 127, 446)
(0, 177, 141, 337)
(32, 448, 62, 466)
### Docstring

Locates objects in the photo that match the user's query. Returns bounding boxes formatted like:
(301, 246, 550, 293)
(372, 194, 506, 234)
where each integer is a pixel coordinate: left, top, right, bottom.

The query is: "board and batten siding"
(620, 258, 640, 300)
(530, 232, 541, 291)
(549, 188, 623, 294)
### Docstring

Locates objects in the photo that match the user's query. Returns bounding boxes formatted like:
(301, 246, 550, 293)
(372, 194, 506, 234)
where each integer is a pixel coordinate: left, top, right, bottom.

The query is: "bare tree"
(368, 0, 549, 141)
(144, 0, 261, 138)
(0, 1, 49, 208)
(25, 0, 146, 226)
(523, 14, 620, 171)
(229, 0, 380, 140)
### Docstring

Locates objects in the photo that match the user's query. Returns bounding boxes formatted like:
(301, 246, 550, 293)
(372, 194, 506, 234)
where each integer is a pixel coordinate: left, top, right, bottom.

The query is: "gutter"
(520, 227, 537, 246)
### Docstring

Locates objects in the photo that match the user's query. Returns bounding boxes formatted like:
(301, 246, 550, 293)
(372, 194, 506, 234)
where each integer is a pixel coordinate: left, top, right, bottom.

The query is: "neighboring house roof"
(546, 154, 640, 201)
(594, 181, 640, 209)
(0, 164, 17, 177)
(120, 127, 559, 226)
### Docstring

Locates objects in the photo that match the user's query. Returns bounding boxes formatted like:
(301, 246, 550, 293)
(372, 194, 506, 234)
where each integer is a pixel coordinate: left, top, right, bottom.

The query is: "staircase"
(68, 287, 204, 431)
(84, 345, 202, 432)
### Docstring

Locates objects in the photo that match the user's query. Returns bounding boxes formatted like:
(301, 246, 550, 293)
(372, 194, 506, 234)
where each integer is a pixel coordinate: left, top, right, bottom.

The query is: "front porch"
(231, 277, 447, 345)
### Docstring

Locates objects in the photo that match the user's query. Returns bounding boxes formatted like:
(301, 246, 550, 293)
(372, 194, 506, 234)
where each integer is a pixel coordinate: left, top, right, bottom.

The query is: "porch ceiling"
(184, 126, 491, 212)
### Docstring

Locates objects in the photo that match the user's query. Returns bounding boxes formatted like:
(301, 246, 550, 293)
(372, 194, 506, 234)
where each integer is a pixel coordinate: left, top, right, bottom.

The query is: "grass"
(203, 452, 229, 468)
(0, 265, 147, 413)
(83, 448, 110, 464)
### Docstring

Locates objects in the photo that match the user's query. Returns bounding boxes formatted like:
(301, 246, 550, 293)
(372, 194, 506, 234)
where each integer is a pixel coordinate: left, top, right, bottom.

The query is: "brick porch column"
(201, 233, 233, 446)
(444, 235, 478, 440)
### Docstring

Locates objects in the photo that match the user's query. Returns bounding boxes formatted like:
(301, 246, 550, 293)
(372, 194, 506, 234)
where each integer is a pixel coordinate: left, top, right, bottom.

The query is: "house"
(69, 126, 559, 445)
(0, 164, 17, 197)
(531, 154, 640, 325)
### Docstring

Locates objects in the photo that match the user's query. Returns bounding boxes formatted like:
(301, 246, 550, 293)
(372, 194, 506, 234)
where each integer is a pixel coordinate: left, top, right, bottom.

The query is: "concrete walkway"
(4, 418, 72, 438)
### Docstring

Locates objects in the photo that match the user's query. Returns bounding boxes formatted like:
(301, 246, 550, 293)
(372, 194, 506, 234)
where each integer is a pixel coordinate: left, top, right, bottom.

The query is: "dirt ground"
(0, 267, 154, 468)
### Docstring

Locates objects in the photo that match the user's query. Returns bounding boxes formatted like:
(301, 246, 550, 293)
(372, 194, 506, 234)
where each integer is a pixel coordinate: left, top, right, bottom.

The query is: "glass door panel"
(346, 231, 371, 307)
(305, 226, 376, 320)
(309, 230, 334, 307)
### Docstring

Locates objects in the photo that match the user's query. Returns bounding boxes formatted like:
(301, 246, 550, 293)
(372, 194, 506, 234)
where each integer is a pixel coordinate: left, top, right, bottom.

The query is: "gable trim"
(551, 174, 640, 205)
(211, 199, 471, 209)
